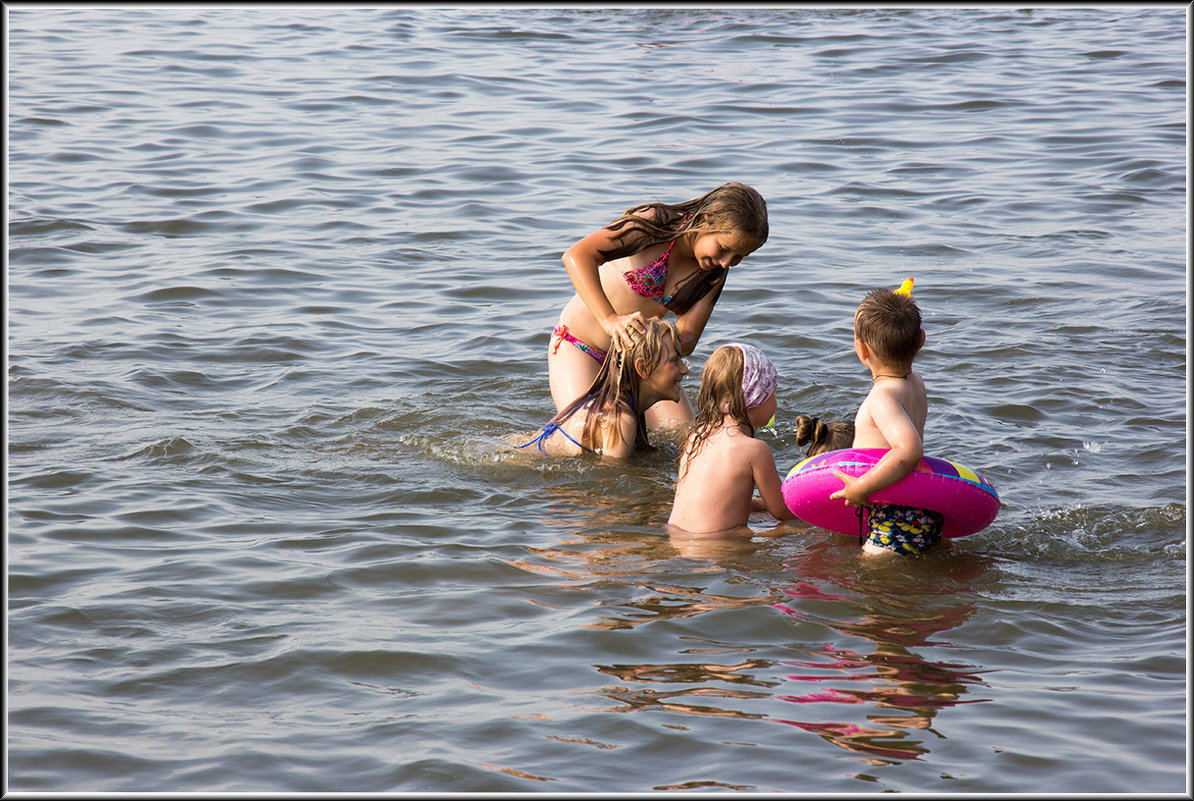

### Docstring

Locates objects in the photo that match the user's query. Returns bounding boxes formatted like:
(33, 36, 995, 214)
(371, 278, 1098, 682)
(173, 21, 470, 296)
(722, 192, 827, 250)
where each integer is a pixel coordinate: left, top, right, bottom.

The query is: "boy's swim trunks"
(865, 503, 943, 556)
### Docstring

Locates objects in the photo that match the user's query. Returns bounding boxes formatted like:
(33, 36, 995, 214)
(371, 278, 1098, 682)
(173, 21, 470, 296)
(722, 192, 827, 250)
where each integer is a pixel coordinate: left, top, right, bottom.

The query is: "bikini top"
(622, 240, 727, 316)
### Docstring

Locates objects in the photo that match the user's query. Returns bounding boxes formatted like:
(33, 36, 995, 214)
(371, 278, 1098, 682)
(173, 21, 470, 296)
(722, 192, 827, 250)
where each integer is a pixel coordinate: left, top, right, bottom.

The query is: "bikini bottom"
(551, 324, 607, 364)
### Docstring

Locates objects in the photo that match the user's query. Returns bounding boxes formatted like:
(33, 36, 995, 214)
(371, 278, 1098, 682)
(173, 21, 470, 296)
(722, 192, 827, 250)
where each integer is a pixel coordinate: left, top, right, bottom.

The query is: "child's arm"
(562, 224, 650, 349)
(830, 391, 923, 507)
(673, 282, 722, 357)
(596, 410, 640, 460)
(751, 442, 797, 521)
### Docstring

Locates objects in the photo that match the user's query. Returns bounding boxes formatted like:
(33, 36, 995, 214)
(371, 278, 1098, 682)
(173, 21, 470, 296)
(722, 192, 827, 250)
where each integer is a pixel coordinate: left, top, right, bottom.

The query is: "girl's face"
(639, 338, 688, 405)
(690, 231, 758, 272)
(746, 389, 777, 429)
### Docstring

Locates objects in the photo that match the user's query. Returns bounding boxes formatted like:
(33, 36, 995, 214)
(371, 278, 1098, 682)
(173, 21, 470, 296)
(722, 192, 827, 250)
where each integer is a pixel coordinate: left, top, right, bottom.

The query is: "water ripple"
(6, 6, 1185, 794)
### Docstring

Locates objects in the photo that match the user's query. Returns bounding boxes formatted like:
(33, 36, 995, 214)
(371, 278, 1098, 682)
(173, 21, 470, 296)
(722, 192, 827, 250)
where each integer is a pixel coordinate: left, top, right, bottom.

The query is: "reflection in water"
(653, 780, 755, 791)
(505, 545, 782, 630)
(480, 763, 555, 783)
(586, 545, 992, 766)
(666, 515, 809, 560)
(773, 638, 988, 763)
(583, 584, 779, 631)
(666, 527, 763, 561)
(508, 475, 995, 768)
(599, 659, 780, 688)
(595, 658, 777, 721)
(771, 557, 992, 765)
(504, 475, 786, 629)
(598, 683, 771, 720)
(589, 596, 990, 765)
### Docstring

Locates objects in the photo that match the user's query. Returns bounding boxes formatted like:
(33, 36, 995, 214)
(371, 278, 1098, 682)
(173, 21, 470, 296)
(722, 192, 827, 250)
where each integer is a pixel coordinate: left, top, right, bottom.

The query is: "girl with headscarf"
(668, 343, 795, 533)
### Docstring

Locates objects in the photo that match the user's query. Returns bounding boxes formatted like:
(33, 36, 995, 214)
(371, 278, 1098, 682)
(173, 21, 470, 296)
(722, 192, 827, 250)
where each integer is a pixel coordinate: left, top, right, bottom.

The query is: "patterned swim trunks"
(865, 503, 944, 556)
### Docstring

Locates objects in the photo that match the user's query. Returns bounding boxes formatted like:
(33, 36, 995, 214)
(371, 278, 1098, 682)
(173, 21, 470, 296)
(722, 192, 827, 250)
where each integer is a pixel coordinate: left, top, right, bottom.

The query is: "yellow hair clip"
(895, 276, 914, 296)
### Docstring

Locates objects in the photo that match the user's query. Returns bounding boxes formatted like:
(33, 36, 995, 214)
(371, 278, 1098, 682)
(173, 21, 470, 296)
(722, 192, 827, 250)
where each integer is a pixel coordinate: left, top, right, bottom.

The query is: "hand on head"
(609, 312, 655, 351)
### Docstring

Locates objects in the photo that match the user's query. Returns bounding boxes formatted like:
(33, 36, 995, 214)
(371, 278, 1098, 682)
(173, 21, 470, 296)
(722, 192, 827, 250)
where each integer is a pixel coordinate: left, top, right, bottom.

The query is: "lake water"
(7, 5, 1187, 794)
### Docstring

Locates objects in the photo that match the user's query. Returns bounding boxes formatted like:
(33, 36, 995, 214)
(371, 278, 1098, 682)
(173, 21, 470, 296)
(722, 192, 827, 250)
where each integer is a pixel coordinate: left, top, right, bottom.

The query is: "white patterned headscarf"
(730, 343, 777, 409)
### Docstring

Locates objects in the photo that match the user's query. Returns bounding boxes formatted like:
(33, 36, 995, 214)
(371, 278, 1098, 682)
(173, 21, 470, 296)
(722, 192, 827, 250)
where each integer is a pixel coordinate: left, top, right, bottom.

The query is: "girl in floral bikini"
(549, 183, 769, 430)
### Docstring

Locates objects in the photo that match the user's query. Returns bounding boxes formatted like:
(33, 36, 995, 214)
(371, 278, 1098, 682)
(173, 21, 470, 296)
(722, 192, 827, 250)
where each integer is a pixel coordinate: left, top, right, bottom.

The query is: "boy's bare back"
(852, 371, 928, 450)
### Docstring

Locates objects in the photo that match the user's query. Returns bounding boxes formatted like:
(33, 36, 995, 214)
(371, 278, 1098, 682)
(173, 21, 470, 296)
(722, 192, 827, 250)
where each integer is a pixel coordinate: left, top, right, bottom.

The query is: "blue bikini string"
(517, 422, 592, 454)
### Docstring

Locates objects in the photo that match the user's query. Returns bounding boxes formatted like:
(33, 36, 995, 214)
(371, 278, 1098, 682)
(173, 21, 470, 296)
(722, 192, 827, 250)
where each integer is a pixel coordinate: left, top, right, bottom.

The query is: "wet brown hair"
(854, 288, 923, 367)
(795, 414, 855, 457)
(597, 182, 769, 262)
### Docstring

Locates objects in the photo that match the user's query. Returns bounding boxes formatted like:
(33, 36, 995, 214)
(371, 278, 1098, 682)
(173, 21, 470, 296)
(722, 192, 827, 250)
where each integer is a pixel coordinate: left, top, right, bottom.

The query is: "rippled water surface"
(7, 6, 1187, 794)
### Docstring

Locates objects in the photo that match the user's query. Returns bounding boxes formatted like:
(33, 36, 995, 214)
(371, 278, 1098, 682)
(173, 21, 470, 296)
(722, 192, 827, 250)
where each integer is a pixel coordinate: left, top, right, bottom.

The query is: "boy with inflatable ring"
(830, 282, 942, 556)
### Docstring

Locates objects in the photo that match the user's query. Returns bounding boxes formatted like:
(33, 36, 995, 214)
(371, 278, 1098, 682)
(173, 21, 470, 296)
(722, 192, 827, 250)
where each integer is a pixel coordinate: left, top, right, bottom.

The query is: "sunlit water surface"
(7, 6, 1186, 794)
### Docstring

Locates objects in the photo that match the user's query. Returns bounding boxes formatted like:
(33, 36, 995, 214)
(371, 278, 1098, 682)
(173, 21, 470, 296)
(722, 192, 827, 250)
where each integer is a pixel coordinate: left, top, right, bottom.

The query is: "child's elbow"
(906, 442, 924, 466)
(765, 497, 796, 521)
(561, 245, 582, 269)
(563, 239, 603, 269)
(891, 437, 923, 466)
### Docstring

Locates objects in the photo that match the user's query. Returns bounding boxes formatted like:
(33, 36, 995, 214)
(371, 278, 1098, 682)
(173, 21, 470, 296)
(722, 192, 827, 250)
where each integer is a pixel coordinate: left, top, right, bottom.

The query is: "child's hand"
(829, 469, 871, 508)
(607, 312, 649, 350)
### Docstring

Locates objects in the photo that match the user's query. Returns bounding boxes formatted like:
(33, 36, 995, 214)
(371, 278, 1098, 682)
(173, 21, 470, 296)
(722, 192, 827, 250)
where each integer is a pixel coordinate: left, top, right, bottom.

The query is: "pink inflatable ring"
(781, 448, 1000, 539)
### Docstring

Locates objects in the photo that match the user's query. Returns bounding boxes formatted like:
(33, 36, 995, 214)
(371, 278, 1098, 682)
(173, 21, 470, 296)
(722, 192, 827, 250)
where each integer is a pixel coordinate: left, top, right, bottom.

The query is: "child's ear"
(634, 357, 650, 379)
(855, 337, 870, 362)
(918, 328, 926, 349)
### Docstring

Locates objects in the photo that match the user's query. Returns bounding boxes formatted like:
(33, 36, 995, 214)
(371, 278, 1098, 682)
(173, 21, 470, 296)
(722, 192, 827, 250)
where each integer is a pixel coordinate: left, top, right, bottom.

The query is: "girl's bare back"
(669, 425, 768, 534)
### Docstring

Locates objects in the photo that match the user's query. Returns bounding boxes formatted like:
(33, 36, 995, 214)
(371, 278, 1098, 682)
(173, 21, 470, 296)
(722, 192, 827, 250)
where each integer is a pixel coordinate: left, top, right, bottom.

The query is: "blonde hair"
(552, 319, 682, 453)
(677, 345, 753, 480)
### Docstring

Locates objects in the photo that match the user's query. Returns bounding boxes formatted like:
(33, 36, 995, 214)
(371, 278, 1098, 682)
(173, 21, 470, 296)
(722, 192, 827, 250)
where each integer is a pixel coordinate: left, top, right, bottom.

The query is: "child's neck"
(673, 232, 695, 260)
(867, 360, 914, 382)
(720, 413, 753, 435)
(635, 389, 664, 414)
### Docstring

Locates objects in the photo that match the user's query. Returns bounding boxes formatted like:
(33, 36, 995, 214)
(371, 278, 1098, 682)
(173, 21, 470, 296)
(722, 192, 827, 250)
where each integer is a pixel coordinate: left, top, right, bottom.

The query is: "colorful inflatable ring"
(782, 448, 1000, 539)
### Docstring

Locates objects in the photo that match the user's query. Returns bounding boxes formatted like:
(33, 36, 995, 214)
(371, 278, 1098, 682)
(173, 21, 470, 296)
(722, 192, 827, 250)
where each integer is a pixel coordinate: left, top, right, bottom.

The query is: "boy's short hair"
(855, 288, 923, 366)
